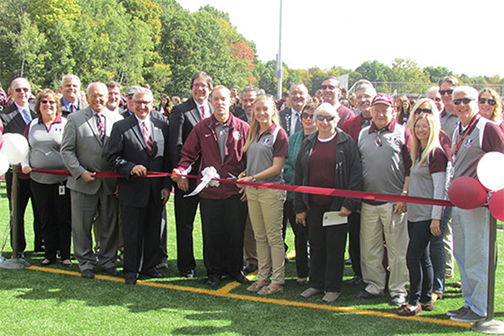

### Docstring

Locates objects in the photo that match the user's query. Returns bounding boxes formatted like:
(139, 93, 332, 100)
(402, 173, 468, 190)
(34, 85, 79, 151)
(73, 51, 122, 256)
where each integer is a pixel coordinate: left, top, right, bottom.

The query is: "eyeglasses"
(15, 88, 29, 93)
(414, 108, 432, 115)
(453, 98, 474, 105)
(316, 115, 336, 121)
(429, 97, 441, 102)
(301, 112, 314, 120)
(41, 100, 57, 105)
(414, 125, 431, 130)
(479, 98, 497, 106)
(321, 85, 336, 90)
(134, 100, 151, 105)
(439, 89, 453, 95)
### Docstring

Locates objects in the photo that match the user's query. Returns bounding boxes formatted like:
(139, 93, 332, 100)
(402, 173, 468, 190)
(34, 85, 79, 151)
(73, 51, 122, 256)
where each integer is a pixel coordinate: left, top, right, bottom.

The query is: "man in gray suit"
(61, 82, 123, 279)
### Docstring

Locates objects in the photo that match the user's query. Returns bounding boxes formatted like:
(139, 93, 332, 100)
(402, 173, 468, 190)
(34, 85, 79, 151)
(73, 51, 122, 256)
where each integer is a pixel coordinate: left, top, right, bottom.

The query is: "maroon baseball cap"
(372, 94, 394, 107)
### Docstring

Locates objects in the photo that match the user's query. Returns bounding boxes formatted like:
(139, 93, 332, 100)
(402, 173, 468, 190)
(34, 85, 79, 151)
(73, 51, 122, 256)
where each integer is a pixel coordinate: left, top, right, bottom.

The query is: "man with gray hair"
(446, 86, 504, 322)
(107, 87, 172, 285)
(59, 74, 88, 117)
(279, 83, 309, 136)
(61, 82, 123, 279)
(426, 86, 444, 113)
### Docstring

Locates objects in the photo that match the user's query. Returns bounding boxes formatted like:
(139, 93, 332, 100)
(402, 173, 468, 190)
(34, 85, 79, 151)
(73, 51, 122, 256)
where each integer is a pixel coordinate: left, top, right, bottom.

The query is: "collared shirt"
(289, 108, 302, 136)
(62, 97, 79, 113)
(135, 115, 152, 136)
(15, 102, 32, 124)
(196, 102, 210, 119)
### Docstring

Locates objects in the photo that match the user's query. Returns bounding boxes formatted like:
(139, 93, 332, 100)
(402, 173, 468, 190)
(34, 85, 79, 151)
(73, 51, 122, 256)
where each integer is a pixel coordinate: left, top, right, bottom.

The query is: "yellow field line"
(27, 266, 471, 329)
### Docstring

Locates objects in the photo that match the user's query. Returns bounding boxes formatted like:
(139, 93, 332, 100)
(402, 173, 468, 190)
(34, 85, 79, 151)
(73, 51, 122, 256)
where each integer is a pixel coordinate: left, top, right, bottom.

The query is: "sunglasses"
(479, 98, 497, 106)
(321, 85, 336, 90)
(414, 108, 432, 115)
(41, 100, 57, 105)
(301, 112, 314, 119)
(15, 88, 29, 93)
(429, 97, 441, 102)
(453, 98, 474, 105)
(439, 89, 453, 95)
(316, 115, 336, 121)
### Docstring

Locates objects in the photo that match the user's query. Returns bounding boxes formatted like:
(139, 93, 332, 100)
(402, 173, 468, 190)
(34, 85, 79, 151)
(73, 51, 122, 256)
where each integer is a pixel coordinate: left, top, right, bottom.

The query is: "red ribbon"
(31, 169, 452, 207)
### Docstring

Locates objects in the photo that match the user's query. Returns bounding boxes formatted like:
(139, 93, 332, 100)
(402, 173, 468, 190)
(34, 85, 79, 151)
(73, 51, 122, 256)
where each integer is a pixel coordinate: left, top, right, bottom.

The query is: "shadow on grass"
(0, 258, 471, 336)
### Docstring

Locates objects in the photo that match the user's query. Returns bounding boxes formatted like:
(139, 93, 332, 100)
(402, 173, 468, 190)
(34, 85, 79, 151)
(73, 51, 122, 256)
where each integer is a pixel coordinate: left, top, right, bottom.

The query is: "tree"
(390, 58, 431, 94)
(424, 66, 453, 85)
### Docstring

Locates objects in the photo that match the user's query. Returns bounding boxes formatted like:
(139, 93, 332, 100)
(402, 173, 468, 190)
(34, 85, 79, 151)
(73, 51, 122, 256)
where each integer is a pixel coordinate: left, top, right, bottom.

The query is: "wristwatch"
(252, 176, 257, 182)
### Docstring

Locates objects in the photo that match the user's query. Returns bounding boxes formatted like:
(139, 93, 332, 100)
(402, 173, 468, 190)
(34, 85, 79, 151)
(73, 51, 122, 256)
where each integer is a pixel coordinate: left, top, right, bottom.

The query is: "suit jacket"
(279, 108, 303, 135)
(168, 98, 212, 168)
(106, 114, 171, 208)
(0, 103, 35, 135)
(60, 106, 123, 195)
(60, 98, 89, 118)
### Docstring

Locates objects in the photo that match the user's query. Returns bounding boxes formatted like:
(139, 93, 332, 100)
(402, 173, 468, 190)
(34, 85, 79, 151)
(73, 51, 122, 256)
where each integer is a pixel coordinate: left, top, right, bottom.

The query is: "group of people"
(1, 72, 503, 323)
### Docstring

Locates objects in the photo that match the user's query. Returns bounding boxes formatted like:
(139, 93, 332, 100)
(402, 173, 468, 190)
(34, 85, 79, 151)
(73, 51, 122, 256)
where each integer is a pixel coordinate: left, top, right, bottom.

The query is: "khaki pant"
(246, 187, 286, 285)
(360, 202, 409, 297)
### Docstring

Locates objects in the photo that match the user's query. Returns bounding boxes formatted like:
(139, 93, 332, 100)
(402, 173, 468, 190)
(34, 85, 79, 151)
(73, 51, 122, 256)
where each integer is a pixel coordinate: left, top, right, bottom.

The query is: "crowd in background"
(1, 72, 504, 323)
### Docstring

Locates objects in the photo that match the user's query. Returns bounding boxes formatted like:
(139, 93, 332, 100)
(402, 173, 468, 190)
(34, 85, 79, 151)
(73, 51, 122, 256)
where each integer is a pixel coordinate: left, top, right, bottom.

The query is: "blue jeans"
(429, 206, 451, 294)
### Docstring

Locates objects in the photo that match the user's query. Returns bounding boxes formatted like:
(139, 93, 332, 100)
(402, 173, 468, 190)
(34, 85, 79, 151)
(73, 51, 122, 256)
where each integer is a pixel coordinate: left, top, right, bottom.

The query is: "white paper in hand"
(322, 211, 348, 227)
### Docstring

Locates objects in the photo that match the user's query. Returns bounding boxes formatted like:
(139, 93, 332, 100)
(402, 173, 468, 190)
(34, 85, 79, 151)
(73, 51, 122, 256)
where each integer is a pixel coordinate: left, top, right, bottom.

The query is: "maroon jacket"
(177, 113, 249, 199)
(341, 114, 371, 143)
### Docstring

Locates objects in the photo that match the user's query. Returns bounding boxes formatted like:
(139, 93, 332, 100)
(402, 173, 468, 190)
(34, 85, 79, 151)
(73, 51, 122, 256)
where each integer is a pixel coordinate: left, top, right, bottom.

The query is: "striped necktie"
(96, 114, 105, 143)
(143, 121, 153, 154)
(21, 108, 32, 124)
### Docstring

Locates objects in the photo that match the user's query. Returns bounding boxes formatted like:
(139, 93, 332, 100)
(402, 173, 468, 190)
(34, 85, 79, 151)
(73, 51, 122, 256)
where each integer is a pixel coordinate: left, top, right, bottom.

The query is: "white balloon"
(0, 133, 29, 165)
(477, 151, 504, 191)
(0, 152, 9, 174)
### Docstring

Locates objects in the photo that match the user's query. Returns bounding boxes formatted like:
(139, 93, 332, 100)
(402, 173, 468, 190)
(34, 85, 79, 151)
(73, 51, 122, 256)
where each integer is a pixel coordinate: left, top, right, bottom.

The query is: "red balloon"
(448, 176, 487, 210)
(489, 189, 504, 221)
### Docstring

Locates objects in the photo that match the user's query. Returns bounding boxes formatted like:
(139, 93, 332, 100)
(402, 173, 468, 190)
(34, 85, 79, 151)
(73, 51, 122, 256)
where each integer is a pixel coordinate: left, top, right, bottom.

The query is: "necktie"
(70, 104, 75, 113)
(143, 121, 153, 154)
(21, 108, 32, 124)
(295, 112, 301, 133)
(96, 114, 105, 143)
(201, 105, 206, 119)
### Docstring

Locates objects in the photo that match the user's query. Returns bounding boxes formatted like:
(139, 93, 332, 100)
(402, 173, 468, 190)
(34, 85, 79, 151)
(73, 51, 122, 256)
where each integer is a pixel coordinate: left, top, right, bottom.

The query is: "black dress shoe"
(180, 270, 195, 278)
(348, 275, 363, 285)
(38, 259, 55, 267)
(125, 276, 137, 285)
(81, 269, 95, 279)
(356, 290, 383, 299)
(243, 264, 258, 275)
(141, 269, 164, 278)
(103, 267, 120, 276)
(230, 272, 250, 284)
(207, 276, 221, 288)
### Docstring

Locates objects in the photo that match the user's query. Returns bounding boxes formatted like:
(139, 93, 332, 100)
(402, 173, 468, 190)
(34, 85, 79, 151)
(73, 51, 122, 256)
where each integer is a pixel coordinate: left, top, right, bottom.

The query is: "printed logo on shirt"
(204, 134, 211, 138)
(54, 127, 64, 133)
(464, 138, 473, 147)
(233, 130, 242, 141)
(261, 137, 271, 146)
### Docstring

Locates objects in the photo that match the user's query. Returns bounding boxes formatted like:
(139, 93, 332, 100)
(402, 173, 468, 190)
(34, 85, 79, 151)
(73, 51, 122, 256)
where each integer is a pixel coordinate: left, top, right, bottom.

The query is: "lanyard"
(453, 115, 479, 158)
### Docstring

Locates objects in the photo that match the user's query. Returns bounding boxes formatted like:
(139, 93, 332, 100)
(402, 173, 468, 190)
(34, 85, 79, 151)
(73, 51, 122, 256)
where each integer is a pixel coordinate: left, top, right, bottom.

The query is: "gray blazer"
(60, 106, 123, 195)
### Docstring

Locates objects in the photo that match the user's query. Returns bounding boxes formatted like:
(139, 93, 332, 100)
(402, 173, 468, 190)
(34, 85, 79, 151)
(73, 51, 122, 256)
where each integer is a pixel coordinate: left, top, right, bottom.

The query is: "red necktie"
(201, 105, 206, 119)
(96, 114, 105, 143)
(143, 121, 153, 154)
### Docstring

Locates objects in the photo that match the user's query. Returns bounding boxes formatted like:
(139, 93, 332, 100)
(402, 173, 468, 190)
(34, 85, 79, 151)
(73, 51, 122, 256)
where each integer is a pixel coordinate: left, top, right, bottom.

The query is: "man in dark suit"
(279, 83, 309, 136)
(0, 77, 42, 256)
(104, 81, 126, 115)
(168, 71, 213, 278)
(59, 74, 88, 117)
(107, 87, 172, 285)
(61, 82, 123, 279)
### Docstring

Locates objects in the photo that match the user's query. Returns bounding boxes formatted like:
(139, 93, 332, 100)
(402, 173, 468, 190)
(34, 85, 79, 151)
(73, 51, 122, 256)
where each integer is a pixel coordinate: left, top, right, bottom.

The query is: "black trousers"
(407, 220, 433, 306)
(173, 182, 199, 273)
(282, 199, 309, 278)
(6, 172, 43, 253)
(347, 211, 362, 277)
(30, 180, 71, 261)
(121, 194, 163, 278)
(200, 195, 247, 277)
(307, 204, 348, 292)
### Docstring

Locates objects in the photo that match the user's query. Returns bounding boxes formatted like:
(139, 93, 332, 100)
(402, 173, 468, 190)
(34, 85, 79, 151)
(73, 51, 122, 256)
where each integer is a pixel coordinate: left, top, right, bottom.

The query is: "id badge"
(59, 185, 66, 196)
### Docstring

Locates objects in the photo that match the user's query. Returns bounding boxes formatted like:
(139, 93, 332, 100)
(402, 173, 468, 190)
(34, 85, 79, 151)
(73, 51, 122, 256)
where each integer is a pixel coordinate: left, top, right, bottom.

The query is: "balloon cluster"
(448, 152, 504, 220)
(0, 133, 29, 174)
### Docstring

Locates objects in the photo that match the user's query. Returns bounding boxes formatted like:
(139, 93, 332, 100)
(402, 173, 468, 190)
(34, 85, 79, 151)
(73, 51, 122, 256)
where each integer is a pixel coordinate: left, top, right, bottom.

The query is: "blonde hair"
(410, 112, 441, 166)
(406, 98, 440, 133)
(479, 87, 503, 124)
(243, 95, 280, 152)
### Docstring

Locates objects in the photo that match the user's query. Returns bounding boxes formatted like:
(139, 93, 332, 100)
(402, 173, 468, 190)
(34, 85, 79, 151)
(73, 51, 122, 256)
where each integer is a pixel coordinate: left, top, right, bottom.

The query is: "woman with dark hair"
(397, 96, 412, 125)
(21, 89, 72, 267)
(294, 103, 362, 303)
(478, 88, 503, 130)
(158, 94, 172, 116)
(398, 112, 448, 316)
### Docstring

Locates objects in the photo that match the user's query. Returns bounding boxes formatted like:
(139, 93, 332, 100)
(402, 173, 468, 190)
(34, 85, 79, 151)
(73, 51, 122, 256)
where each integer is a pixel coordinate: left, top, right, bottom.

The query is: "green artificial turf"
(0, 180, 503, 336)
